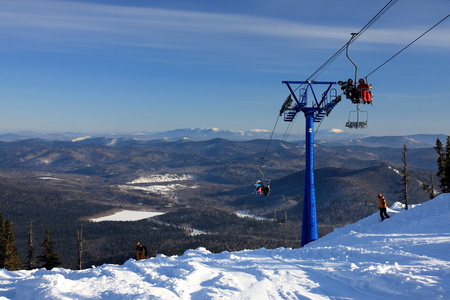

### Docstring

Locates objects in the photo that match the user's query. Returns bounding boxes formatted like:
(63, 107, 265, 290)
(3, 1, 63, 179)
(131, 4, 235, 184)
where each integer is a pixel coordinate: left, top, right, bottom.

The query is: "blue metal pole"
(302, 110, 318, 247)
(282, 81, 337, 247)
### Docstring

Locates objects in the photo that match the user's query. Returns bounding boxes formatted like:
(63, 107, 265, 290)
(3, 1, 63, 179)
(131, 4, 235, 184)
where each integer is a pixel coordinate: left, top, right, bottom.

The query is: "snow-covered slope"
(1, 195, 449, 299)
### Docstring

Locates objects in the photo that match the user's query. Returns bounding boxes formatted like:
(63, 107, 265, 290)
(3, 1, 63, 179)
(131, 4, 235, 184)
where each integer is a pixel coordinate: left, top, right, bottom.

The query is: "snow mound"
(1, 195, 449, 299)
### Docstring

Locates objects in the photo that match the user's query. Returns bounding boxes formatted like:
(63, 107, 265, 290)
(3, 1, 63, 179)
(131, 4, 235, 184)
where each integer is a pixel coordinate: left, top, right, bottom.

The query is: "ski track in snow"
(0, 195, 449, 299)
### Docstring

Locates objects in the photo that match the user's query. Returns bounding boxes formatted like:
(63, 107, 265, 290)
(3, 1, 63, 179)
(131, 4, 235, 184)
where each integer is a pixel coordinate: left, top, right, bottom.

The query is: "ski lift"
(273, 196, 288, 223)
(279, 95, 293, 116)
(345, 104, 368, 129)
(341, 33, 372, 128)
(346, 33, 358, 85)
(255, 162, 271, 196)
(255, 178, 271, 196)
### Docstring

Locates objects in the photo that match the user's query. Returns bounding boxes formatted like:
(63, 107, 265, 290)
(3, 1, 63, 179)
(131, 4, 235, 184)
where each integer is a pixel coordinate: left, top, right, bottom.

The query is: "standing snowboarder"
(378, 194, 390, 221)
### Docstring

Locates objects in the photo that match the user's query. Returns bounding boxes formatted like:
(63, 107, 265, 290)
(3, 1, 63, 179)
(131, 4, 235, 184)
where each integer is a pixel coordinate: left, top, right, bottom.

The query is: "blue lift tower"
(281, 81, 341, 247)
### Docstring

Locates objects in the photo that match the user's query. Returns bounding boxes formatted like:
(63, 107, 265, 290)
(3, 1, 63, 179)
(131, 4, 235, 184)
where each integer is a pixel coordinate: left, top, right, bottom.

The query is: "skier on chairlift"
(338, 78, 360, 104)
(357, 78, 372, 104)
(255, 179, 270, 196)
(262, 179, 270, 196)
(255, 180, 262, 194)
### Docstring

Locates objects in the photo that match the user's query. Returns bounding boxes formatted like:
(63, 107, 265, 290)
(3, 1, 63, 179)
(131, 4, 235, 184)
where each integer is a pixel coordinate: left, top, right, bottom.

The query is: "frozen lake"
(90, 210, 166, 222)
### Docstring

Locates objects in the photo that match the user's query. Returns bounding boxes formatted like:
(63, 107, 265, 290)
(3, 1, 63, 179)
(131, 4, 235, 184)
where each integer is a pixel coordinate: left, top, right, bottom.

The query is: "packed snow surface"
(118, 184, 186, 197)
(1, 195, 449, 299)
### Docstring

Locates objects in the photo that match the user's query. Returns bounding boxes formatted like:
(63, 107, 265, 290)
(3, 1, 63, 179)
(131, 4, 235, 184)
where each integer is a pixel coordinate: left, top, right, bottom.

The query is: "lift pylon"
(282, 80, 340, 247)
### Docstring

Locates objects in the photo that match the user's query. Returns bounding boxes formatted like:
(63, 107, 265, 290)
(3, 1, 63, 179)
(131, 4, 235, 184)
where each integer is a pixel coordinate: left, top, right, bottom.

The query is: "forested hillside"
(0, 137, 440, 269)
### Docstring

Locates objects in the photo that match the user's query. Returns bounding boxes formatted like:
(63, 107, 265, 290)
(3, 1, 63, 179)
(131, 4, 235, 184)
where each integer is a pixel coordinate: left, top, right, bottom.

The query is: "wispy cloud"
(1, 0, 448, 64)
(0, 1, 347, 51)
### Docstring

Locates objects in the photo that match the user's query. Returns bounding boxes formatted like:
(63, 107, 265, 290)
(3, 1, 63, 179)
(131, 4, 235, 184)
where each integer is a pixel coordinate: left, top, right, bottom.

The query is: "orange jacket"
(378, 196, 387, 208)
(136, 245, 147, 260)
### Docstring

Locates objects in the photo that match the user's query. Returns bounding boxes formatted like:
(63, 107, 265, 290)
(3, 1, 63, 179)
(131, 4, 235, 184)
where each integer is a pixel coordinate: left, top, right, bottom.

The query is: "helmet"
(378, 194, 382, 198)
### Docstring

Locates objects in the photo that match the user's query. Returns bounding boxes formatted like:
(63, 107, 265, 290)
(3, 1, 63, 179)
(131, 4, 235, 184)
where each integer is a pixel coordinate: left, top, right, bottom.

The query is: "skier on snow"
(378, 194, 390, 221)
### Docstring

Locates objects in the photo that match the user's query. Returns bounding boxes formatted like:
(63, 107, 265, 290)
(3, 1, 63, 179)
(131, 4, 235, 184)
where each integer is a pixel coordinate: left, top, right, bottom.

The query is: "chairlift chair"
(273, 196, 288, 223)
(255, 164, 271, 196)
(343, 32, 372, 130)
(273, 207, 287, 223)
(345, 105, 368, 129)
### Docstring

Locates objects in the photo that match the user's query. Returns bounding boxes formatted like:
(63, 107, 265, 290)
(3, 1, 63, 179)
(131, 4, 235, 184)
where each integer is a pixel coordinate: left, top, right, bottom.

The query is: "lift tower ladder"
(282, 80, 340, 247)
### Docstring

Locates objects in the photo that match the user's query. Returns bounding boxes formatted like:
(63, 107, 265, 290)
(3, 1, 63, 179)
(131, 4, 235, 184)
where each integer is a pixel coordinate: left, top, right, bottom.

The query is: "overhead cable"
(305, 0, 398, 81)
(365, 13, 450, 79)
(255, 1, 399, 182)
(254, 115, 281, 182)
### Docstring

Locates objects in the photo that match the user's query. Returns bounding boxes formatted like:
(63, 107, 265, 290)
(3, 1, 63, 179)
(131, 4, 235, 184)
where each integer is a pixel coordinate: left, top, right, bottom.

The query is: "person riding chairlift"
(338, 78, 360, 104)
(255, 180, 263, 194)
(357, 78, 373, 104)
(262, 179, 270, 196)
(255, 179, 270, 196)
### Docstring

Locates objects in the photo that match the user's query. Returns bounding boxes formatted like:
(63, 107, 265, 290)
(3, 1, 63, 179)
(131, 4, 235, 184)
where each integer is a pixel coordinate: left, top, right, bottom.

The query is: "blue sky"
(0, 0, 449, 136)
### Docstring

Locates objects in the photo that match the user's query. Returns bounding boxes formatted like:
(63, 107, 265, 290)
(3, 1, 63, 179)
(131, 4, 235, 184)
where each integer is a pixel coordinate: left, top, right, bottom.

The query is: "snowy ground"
(127, 174, 197, 184)
(235, 210, 270, 220)
(1, 195, 449, 299)
(118, 173, 199, 203)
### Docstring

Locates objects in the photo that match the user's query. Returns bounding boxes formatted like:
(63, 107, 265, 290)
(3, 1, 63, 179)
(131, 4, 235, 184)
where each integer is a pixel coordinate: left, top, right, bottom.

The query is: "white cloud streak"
(2, 0, 448, 57)
(0, 1, 342, 51)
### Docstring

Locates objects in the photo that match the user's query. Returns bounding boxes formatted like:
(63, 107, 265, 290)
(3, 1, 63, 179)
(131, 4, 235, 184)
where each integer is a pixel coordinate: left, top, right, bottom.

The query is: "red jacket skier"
(357, 78, 372, 104)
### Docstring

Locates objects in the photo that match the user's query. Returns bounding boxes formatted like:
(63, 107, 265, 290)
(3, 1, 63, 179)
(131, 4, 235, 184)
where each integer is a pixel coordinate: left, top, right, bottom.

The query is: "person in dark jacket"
(378, 194, 390, 221)
(339, 78, 360, 103)
(135, 242, 147, 260)
(262, 179, 270, 196)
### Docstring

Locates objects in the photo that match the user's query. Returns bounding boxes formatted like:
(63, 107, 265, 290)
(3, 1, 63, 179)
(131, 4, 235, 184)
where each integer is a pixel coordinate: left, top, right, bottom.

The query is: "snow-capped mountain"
(0, 129, 444, 148)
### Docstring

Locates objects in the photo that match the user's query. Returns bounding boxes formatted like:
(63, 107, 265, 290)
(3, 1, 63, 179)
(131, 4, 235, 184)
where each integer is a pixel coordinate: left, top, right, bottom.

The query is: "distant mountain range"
(0, 128, 446, 148)
(0, 128, 346, 142)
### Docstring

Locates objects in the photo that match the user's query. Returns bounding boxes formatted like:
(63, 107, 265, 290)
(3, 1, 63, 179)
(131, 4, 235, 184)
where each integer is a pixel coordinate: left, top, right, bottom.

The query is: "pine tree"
(26, 220, 38, 270)
(0, 213, 5, 268)
(443, 136, 450, 193)
(3, 219, 22, 271)
(399, 144, 410, 210)
(39, 228, 61, 270)
(422, 172, 437, 199)
(77, 225, 84, 270)
(435, 137, 446, 193)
